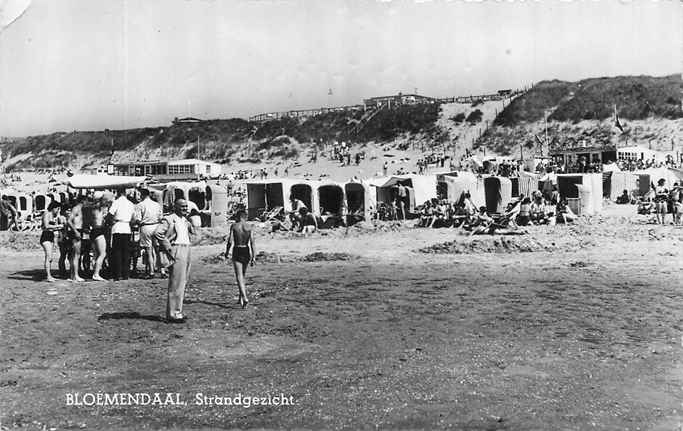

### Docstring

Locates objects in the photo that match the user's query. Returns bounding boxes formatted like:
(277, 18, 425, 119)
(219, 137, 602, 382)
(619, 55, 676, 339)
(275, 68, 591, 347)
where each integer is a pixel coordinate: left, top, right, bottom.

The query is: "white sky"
(0, 0, 680, 137)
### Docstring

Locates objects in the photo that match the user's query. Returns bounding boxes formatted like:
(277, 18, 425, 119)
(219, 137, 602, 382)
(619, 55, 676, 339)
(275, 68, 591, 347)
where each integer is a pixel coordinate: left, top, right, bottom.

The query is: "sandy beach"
(1, 204, 682, 430)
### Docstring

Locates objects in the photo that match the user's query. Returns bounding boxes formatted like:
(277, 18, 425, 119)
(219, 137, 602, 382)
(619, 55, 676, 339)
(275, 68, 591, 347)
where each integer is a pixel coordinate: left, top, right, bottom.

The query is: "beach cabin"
(34, 193, 51, 212)
(206, 183, 229, 227)
(606, 171, 639, 201)
(376, 174, 437, 209)
(557, 173, 603, 215)
(317, 182, 345, 216)
(246, 180, 286, 220)
(188, 185, 209, 211)
(374, 177, 417, 215)
(344, 182, 374, 223)
(437, 173, 485, 208)
(2, 192, 33, 222)
(162, 182, 207, 212)
(484, 176, 512, 214)
(290, 182, 315, 212)
(513, 172, 539, 199)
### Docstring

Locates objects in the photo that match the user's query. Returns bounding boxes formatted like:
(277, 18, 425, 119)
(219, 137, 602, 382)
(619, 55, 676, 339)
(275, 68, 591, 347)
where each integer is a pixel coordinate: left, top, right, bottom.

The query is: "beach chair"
(261, 206, 284, 222)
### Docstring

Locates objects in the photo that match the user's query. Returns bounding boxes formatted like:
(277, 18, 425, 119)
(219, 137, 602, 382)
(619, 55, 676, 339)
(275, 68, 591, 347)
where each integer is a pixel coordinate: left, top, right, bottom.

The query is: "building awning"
(66, 175, 148, 189)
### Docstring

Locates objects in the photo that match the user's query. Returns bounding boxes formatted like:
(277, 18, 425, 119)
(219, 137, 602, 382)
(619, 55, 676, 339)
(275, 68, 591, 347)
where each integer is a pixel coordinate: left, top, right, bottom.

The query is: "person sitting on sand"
(637, 196, 655, 215)
(40, 202, 64, 282)
(417, 202, 430, 227)
(616, 189, 630, 205)
(468, 206, 520, 236)
(289, 196, 307, 229)
(431, 200, 449, 228)
(467, 206, 492, 230)
(530, 194, 547, 225)
(556, 198, 576, 224)
(424, 202, 436, 227)
(299, 207, 318, 234)
(516, 197, 532, 226)
(451, 202, 468, 228)
(461, 192, 477, 218)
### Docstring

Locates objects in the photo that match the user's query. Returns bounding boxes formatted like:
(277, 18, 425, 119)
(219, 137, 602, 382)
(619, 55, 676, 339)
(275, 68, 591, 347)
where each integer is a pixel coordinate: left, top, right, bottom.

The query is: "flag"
(614, 105, 624, 133)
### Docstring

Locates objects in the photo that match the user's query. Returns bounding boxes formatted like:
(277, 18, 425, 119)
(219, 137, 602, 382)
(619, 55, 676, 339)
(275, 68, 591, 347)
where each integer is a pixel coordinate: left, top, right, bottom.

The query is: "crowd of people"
(635, 179, 682, 225)
(0, 173, 22, 186)
(37, 188, 207, 283)
(415, 190, 576, 233)
(416, 153, 449, 174)
(614, 156, 680, 172)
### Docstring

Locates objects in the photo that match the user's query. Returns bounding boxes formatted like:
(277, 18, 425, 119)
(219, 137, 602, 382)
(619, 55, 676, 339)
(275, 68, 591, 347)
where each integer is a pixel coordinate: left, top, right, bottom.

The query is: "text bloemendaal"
(65, 392, 295, 408)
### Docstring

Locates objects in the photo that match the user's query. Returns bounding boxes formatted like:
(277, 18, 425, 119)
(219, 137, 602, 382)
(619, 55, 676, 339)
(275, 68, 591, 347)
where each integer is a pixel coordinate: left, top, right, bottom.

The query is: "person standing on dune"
(225, 210, 255, 308)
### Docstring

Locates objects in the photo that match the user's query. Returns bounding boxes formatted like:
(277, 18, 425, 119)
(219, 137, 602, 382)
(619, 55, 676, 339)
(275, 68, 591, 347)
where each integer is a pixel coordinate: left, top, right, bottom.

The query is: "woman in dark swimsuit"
(40, 202, 63, 282)
(225, 210, 255, 308)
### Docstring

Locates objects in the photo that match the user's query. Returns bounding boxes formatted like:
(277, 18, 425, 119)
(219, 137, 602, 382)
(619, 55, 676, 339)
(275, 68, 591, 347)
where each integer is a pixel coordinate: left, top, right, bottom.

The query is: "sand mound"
(418, 236, 577, 254)
(0, 231, 40, 251)
(203, 250, 359, 264)
(302, 252, 358, 262)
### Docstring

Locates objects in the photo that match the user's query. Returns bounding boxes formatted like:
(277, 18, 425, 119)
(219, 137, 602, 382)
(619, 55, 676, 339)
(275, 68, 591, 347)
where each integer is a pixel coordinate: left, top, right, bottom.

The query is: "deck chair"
(262, 206, 284, 222)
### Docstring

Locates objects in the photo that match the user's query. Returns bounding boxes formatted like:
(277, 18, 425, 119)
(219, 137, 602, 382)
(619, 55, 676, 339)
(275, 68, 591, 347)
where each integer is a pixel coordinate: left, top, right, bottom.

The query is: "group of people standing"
(39, 188, 169, 283)
(38, 188, 257, 324)
(651, 179, 682, 225)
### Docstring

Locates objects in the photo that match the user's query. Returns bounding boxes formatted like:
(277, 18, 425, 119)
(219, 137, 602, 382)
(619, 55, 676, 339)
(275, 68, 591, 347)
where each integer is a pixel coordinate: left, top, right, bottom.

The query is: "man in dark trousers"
(107, 188, 135, 280)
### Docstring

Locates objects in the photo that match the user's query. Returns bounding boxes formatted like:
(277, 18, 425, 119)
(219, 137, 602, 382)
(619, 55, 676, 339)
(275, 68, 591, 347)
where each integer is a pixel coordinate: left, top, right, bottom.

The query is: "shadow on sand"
(185, 299, 235, 309)
(97, 312, 166, 322)
(7, 269, 54, 281)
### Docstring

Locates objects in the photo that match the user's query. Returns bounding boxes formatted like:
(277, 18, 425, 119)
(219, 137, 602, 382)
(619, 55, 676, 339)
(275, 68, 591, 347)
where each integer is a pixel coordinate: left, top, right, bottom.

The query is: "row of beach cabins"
(244, 172, 602, 222)
(0, 181, 233, 230)
(245, 167, 683, 222)
(1, 167, 679, 230)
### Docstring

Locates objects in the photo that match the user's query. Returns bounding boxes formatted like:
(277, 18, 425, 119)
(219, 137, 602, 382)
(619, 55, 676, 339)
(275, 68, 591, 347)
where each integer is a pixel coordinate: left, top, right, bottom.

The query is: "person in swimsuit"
(91, 195, 108, 281)
(40, 202, 63, 282)
(654, 178, 668, 225)
(58, 207, 71, 278)
(80, 195, 95, 275)
(225, 210, 255, 308)
(67, 197, 85, 282)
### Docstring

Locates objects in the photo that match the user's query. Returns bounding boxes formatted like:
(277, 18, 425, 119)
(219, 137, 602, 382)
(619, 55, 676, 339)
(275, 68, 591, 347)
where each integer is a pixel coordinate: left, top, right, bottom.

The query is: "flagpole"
(545, 113, 548, 153)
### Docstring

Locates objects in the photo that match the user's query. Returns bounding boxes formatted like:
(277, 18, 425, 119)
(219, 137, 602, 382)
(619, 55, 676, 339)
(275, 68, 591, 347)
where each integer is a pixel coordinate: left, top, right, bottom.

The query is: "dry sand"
(1, 205, 682, 430)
